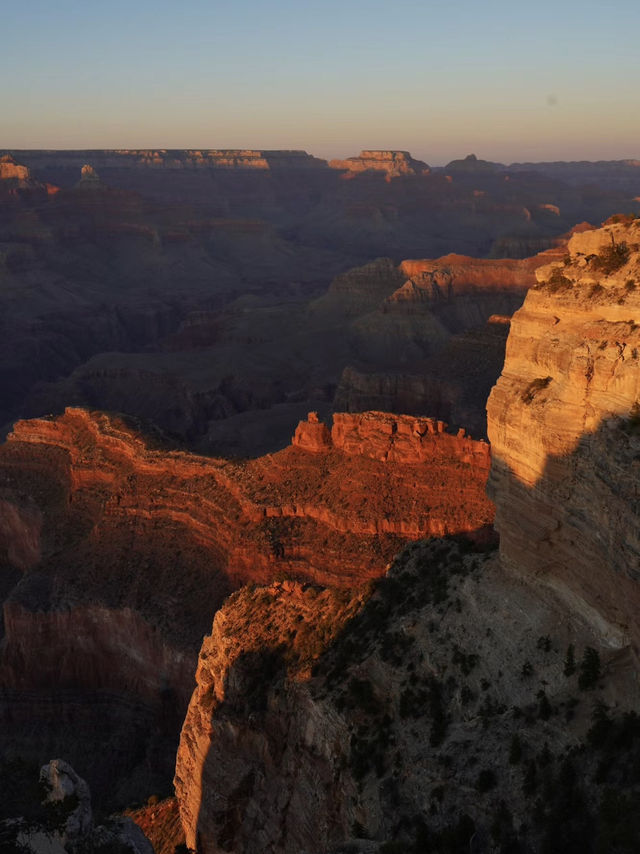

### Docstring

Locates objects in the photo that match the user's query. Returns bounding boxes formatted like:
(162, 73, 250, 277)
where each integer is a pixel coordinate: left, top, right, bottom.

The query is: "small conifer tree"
(563, 644, 576, 677)
(578, 646, 601, 690)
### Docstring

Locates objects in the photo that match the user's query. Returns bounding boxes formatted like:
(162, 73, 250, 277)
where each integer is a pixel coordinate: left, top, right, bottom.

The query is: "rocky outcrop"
(291, 411, 332, 451)
(2, 406, 493, 587)
(294, 410, 489, 466)
(389, 250, 564, 325)
(329, 150, 429, 177)
(487, 218, 640, 648)
(174, 581, 367, 853)
(0, 406, 493, 805)
(0, 154, 49, 196)
(175, 535, 639, 854)
(397, 252, 551, 296)
(75, 163, 103, 189)
(3, 759, 153, 854)
(0, 154, 31, 183)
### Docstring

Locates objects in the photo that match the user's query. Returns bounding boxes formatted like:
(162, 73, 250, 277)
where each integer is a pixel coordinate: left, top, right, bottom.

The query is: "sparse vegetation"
(476, 768, 497, 793)
(564, 644, 577, 676)
(521, 660, 534, 679)
(509, 734, 523, 765)
(545, 267, 573, 293)
(579, 647, 602, 691)
(592, 240, 630, 274)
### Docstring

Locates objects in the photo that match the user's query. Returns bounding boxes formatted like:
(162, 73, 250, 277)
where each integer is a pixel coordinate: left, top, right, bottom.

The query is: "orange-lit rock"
(0, 405, 493, 802)
(329, 150, 430, 177)
(2, 406, 493, 588)
(394, 250, 563, 305)
(487, 218, 640, 647)
(0, 154, 31, 182)
(291, 411, 332, 451)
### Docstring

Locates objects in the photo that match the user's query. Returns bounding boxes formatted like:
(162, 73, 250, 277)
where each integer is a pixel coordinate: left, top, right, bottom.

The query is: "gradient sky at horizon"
(2, 0, 639, 164)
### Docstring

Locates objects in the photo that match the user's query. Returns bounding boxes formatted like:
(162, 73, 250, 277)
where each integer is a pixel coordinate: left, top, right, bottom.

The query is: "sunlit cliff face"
(487, 218, 640, 647)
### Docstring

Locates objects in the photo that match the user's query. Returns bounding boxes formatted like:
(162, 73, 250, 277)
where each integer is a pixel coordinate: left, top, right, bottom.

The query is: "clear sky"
(2, 0, 639, 164)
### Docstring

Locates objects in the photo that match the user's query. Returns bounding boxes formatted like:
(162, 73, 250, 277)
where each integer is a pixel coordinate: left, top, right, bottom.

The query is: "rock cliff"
(175, 536, 640, 853)
(0, 406, 493, 805)
(329, 150, 430, 177)
(5, 149, 328, 172)
(174, 580, 368, 853)
(487, 217, 640, 648)
(172, 217, 640, 854)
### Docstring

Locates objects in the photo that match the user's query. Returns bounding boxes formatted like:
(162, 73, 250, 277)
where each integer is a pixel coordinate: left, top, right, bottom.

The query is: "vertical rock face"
(291, 411, 332, 451)
(174, 582, 366, 854)
(487, 218, 640, 647)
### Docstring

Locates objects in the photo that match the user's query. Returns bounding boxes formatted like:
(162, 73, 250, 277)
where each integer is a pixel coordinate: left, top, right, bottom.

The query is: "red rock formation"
(0, 405, 493, 802)
(3, 407, 493, 589)
(291, 411, 331, 451)
(329, 150, 430, 177)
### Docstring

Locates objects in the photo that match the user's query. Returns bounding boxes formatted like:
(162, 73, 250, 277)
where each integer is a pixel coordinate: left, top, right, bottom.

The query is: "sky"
(1, 0, 639, 164)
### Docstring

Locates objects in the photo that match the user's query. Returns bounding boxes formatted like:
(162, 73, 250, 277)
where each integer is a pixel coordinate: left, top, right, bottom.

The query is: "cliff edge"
(487, 217, 640, 648)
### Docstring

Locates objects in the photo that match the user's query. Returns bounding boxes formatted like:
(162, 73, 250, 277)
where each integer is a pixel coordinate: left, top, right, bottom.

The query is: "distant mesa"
(329, 150, 430, 177)
(444, 153, 501, 173)
(115, 149, 328, 170)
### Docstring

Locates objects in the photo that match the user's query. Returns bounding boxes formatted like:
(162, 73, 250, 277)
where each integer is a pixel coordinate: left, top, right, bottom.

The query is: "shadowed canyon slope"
(0, 406, 492, 806)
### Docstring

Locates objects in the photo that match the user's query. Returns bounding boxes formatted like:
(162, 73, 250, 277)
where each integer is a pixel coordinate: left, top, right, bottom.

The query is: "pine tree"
(563, 644, 576, 677)
(578, 646, 601, 690)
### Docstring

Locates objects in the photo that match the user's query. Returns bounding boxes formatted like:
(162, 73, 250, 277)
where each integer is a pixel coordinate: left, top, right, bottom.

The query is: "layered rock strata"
(487, 218, 640, 648)
(0, 406, 493, 802)
(5, 149, 328, 172)
(2, 407, 493, 589)
(329, 150, 430, 177)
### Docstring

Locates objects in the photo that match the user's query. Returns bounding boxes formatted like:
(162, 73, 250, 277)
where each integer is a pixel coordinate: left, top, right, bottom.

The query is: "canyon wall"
(0, 406, 493, 804)
(487, 218, 640, 648)
(6, 149, 329, 172)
